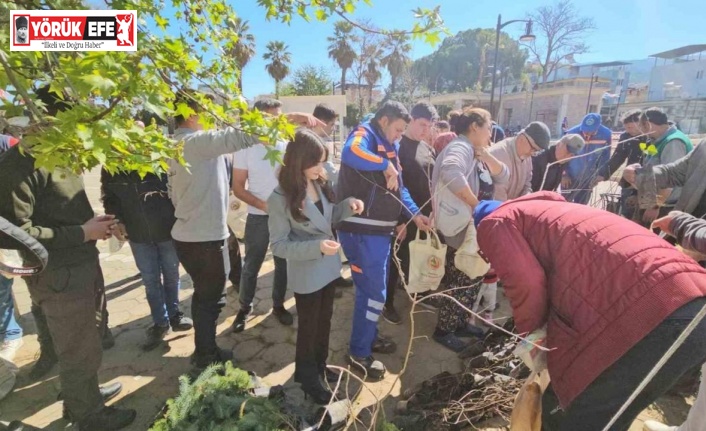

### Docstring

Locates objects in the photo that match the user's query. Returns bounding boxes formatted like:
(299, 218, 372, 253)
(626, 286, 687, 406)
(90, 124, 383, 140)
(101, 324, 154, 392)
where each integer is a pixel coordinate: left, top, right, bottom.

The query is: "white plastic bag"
(407, 229, 446, 293)
(108, 235, 125, 253)
(227, 194, 248, 239)
(513, 327, 548, 373)
(454, 223, 491, 279)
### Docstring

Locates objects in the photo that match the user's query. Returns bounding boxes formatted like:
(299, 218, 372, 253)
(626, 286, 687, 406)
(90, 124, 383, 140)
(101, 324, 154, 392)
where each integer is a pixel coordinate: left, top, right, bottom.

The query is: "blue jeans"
(130, 240, 181, 327)
(239, 214, 287, 309)
(0, 275, 22, 342)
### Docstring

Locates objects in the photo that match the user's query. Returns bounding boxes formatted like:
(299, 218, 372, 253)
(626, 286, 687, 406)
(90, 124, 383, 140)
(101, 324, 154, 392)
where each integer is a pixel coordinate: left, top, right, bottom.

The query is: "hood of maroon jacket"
(477, 191, 706, 408)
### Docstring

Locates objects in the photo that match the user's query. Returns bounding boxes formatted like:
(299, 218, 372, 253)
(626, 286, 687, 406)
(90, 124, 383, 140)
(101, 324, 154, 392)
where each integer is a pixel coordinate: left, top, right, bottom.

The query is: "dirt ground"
(0, 170, 693, 430)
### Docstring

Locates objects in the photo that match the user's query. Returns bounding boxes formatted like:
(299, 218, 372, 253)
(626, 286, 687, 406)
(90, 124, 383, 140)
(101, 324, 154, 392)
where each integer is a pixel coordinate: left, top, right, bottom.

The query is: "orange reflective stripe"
(351, 264, 363, 274)
(377, 145, 386, 152)
(351, 128, 384, 164)
(387, 151, 396, 158)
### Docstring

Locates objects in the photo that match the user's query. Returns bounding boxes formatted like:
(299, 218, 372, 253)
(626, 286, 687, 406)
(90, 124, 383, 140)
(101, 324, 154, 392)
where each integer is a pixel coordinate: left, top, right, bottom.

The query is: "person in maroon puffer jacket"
(473, 191, 706, 431)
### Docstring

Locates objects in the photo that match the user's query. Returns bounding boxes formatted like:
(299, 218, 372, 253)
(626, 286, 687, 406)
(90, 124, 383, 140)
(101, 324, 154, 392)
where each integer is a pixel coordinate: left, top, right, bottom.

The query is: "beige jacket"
(488, 137, 533, 201)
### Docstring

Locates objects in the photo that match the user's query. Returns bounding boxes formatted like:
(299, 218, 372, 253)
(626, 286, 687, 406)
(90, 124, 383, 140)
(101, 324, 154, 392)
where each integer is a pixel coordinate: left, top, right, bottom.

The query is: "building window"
(697, 70, 704, 80)
(504, 108, 513, 126)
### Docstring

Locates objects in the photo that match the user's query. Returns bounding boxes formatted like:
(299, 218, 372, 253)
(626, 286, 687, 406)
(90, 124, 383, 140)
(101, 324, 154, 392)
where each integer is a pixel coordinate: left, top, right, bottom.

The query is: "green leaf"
(315, 9, 327, 21)
(80, 74, 117, 92)
(424, 31, 442, 46)
(155, 15, 169, 30)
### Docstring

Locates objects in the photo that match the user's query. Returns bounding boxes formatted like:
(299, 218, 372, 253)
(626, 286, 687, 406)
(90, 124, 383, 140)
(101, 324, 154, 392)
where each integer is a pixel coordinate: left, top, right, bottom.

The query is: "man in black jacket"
(594, 109, 644, 219)
(384, 102, 437, 325)
(0, 86, 135, 430)
(101, 123, 193, 351)
(531, 134, 585, 192)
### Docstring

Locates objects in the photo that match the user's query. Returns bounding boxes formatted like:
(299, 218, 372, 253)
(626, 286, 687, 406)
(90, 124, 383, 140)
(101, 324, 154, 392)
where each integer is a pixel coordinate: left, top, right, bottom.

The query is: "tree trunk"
(238, 74, 243, 93)
(477, 46, 486, 88)
(341, 68, 347, 96)
(368, 84, 373, 109)
(390, 76, 397, 95)
(275, 80, 280, 98)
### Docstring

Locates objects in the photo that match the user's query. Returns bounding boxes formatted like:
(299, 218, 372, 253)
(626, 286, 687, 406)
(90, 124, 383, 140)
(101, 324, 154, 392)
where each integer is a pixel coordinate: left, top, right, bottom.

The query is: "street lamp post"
(497, 67, 511, 125)
(489, 14, 535, 118)
(585, 74, 599, 115)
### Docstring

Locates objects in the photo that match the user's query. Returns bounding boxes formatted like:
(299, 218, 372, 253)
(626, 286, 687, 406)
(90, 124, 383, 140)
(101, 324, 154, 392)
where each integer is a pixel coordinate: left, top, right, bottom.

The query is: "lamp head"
(519, 20, 535, 42)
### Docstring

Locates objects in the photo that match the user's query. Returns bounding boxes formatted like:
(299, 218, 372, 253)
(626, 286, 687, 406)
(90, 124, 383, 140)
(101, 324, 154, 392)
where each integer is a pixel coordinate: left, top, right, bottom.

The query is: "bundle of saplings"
(150, 362, 296, 431)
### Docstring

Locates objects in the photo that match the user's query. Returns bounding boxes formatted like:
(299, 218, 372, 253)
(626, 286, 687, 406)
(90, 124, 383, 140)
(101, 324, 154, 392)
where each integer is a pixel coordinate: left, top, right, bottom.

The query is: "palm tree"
(227, 18, 256, 92)
(381, 33, 412, 95)
(364, 55, 382, 108)
(263, 41, 291, 98)
(327, 21, 357, 96)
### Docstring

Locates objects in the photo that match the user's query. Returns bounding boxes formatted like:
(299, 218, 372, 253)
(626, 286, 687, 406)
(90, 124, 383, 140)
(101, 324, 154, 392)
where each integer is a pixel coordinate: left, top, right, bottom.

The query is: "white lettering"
(88, 21, 98, 36)
(39, 21, 50, 36)
(88, 21, 115, 37)
(51, 21, 60, 36)
(31, 21, 42, 37)
(71, 21, 81, 36)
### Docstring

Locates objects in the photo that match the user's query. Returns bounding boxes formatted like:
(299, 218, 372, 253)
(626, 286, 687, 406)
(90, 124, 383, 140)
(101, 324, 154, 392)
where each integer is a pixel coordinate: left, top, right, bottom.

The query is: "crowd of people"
(0, 85, 705, 431)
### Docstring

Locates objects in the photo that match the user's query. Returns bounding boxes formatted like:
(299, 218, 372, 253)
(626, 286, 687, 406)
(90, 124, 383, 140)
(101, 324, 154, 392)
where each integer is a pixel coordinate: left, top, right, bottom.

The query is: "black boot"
(190, 347, 234, 373)
(319, 363, 341, 383)
(169, 312, 194, 332)
(231, 307, 250, 333)
(142, 324, 170, 351)
(28, 350, 57, 381)
(77, 406, 136, 431)
(301, 381, 333, 405)
(62, 382, 124, 421)
(346, 355, 385, 381)
(272, 306, 294, 326)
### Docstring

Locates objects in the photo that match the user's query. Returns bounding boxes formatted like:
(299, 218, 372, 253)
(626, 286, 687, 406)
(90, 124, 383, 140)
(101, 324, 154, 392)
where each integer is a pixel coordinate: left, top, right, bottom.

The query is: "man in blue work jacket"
(335, 101, 431, 380)
(563, 113, 612, 205)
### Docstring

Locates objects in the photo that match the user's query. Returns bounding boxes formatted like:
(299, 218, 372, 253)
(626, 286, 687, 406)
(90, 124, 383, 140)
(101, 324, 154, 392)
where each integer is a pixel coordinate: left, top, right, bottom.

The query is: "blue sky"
(198, 0, 703, 98)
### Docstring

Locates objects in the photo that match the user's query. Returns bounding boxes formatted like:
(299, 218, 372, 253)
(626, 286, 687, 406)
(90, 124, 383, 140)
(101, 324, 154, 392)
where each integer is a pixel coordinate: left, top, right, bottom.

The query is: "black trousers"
(542, 298, 706, 431)
(227, 227, 242, 287)
(174, 239, 229, 356)
(386, 223, 415, 308)
(293, 281, 336, 384)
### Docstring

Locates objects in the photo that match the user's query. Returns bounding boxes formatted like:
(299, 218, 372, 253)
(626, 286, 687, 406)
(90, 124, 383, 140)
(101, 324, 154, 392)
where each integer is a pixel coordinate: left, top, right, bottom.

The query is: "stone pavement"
(0, 170, 689, 430)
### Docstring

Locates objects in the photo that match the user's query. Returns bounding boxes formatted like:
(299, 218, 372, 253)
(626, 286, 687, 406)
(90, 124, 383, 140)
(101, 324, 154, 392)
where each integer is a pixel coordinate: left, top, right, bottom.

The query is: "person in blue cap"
(472, 192, 706, 431)
(562, 113, 612, 205)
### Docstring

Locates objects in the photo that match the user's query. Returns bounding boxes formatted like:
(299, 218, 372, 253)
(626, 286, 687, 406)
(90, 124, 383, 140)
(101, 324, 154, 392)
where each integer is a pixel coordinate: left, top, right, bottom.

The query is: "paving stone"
(260, 343, 296, 366)
(233, 338, 267, 362)
(261, 326, 295, 345)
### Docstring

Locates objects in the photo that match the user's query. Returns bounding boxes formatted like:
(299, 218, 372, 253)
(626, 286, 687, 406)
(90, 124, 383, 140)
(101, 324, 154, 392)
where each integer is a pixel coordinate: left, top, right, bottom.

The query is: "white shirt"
(233, 141, 287, 215)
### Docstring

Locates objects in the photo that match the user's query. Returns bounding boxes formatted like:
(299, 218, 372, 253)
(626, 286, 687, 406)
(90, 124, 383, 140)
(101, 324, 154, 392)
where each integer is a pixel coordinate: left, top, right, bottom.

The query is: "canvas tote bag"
(227, 194, 248, 239)
(407, 228, 447, 293)
(454, 222, 491, 279)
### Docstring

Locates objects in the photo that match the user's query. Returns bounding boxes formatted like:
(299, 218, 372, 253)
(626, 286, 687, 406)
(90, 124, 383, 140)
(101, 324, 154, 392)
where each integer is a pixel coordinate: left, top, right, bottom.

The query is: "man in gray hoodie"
(168, 91, 321, 369)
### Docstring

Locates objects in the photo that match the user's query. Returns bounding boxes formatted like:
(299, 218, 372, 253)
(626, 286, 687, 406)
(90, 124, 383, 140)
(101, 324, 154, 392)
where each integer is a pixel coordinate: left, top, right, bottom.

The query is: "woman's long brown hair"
(278, 129, 335, 222)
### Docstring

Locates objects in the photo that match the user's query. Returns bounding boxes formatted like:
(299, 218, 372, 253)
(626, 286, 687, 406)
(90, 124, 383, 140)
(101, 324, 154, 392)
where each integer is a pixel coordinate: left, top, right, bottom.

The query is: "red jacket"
(477, 191, 706, 408)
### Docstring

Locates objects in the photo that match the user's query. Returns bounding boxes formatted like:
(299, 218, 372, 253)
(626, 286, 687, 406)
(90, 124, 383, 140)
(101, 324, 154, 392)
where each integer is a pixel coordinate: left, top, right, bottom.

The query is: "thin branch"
(80, 95, 124, 124)
(0, 49, 45, 121)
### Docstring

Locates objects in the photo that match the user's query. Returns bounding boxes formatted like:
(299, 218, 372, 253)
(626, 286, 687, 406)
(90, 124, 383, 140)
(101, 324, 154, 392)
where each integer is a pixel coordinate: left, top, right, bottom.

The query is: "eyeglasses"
(522, 133, 542, 153)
